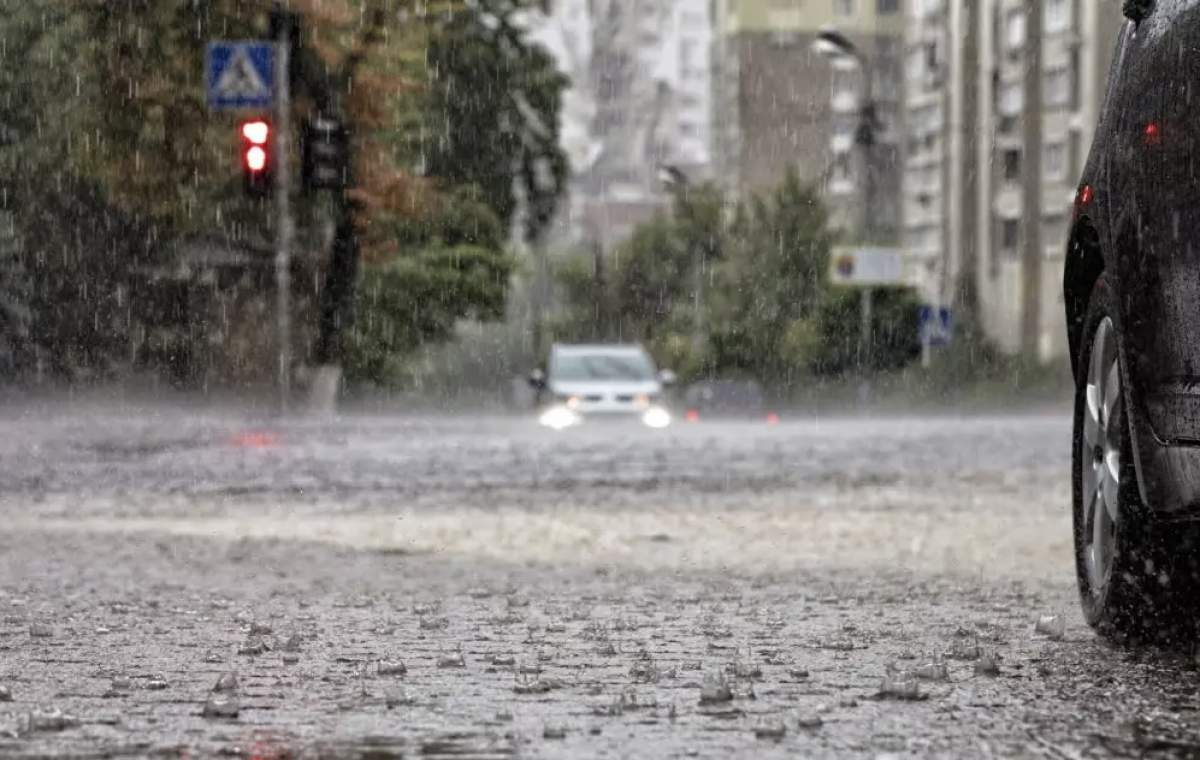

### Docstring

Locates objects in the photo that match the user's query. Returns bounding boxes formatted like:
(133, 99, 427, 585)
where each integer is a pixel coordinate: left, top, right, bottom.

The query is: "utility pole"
(273, 3, 294, 413)
(1020, 0, 1043, 360)
(957, 0, 981, 315)
(857, 57, 877, 373)
(814, 28, 881, 375)
(928, 0, 970, 369)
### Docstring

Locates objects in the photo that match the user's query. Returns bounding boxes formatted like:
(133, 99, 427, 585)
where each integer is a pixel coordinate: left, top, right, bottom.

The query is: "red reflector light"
(685, 409, 700, 423)
(1144, 121, 1161, 146)
(232, 432, 278, 448)
(241, 121, 270, 145)
(766, 412, 780, 425)
(246, 146, 267, 172)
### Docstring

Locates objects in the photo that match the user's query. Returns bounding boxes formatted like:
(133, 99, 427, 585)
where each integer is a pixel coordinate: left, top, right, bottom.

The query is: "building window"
(1001, 219, 1020, 252)
(1045, 67, 1071, 107)
(907, 48, 926, 83)
(874, 69, 899, 100)
(680, 40, 696, 69)
(834, 0, 855, 17)
(998, 81, 1023, 116)
(833, 115, 856, 138)
(831, 67, 859, 97)
(1044, 213, 1069, 247)
(877, 0, 899, 13)
(1003, 149, 1021, 182)
(1045, 142, 1066, 179)
(1045, 0, 1070, 33)
(1005, 10, 1027, 50)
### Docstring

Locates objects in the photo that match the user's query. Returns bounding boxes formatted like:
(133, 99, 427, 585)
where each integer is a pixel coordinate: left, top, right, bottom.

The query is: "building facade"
(530, 0, 714, 252)
(712, 0, 906, 242)
(902, 0, 1124, 361)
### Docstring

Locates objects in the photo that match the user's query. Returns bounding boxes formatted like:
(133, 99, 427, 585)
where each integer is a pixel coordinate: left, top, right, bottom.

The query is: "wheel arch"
(1064, 217, 1106, 380)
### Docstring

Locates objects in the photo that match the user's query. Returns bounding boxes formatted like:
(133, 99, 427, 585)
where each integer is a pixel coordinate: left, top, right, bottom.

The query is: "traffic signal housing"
(302, 115, 349, 192)
(240, 118, 272, 197)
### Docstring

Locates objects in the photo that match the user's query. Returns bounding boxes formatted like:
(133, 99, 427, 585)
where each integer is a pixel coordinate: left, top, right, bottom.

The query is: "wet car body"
(1063, 1, 1200, 636)
(1065, 4, 1200, 515)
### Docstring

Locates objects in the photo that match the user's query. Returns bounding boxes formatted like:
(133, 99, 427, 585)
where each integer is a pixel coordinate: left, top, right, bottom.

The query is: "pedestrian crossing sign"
(206, 42, 274, 110)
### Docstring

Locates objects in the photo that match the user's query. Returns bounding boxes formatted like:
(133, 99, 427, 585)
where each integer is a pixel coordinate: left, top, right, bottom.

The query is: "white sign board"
(829, 246, 906, 287)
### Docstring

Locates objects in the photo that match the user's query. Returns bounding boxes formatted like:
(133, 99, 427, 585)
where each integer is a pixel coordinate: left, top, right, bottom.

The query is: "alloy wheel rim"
(1082, 316, 1121, 598)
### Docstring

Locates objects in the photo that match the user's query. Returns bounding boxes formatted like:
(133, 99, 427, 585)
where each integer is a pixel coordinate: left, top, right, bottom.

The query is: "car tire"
(1072, 274, 1190, 641)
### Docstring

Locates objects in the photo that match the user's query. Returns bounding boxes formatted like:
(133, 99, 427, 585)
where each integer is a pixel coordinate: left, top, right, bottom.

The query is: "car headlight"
(642, 406, 671, 429)
(634, 393, 653, 410)
(539, 404, 581, 430)
(555, 394, 581, 410)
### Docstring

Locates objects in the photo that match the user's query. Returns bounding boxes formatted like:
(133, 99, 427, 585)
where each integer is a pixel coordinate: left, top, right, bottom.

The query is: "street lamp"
(811, 27, 879, 243)
(658, 164, 705, 354)
(812, 27, 881, 376)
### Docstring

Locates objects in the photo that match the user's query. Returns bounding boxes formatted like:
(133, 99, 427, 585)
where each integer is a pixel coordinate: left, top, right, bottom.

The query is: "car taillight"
(1074, 184, 1093, 220)
(1144, 121, 1162, 147)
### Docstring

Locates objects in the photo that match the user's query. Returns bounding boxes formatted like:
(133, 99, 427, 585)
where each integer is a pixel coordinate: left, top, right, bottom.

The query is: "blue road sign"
(919, 305, 953, 347)
(206, 42, 274, 110)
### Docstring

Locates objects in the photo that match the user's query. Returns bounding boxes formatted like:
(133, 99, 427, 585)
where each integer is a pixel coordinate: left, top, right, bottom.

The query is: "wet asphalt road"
(3, 401, 1200, 758)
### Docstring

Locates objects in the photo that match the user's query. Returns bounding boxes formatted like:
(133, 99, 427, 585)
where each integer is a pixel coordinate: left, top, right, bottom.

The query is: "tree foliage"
(552, 168, 922, 389)
(0, 0, 565, 385)
(0, 209, 30, 373)
(347, 188, 511, 383)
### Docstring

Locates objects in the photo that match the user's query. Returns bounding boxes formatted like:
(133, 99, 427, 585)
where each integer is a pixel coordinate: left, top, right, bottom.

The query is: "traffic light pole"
(273, 10, 294, 413)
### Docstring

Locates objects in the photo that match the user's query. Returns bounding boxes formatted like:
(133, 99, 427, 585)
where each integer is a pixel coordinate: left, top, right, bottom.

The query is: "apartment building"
(902, 0, 1124, 361)
(530, 0, 714, 251)
(712, 0, 906, 241)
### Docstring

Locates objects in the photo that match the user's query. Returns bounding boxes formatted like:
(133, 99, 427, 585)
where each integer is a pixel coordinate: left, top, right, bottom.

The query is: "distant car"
(683, 379, 766, 416)
(1063, 2, 1200, 638)
(530, 344, 675, 429)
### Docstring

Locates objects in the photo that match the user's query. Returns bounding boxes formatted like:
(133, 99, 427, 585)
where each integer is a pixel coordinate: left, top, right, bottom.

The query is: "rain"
(4, 0, 1200, 758)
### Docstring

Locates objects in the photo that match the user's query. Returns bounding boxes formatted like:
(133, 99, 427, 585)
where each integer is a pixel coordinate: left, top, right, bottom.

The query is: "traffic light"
(239, 118, 272, 197)
(301, 115, 349, 191)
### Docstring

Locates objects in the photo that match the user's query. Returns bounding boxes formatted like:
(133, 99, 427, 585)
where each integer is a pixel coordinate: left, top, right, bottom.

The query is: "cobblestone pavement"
(2, 404, 1199, 758)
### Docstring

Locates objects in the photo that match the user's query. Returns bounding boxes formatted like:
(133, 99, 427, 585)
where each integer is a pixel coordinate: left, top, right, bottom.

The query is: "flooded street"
(3, 403, 1199, 757)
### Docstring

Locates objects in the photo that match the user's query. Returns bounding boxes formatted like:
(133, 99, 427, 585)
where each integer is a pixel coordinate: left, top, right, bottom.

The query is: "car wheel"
(1073, 275, 1186, 641)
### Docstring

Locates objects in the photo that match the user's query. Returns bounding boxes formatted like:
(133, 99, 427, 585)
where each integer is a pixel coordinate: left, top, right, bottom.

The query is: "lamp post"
(812, 27, 881, 374)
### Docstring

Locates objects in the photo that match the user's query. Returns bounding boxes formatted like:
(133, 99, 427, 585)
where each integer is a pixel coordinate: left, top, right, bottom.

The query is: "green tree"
(708, 168, 834, 383)
(608, 215, 693, 342)
(549, 182, 724, 370)
(0, 209, 30, 375)
(808, 287, 921, 377)
(0, 0, 562, 385)
(346, 189, 511, 384)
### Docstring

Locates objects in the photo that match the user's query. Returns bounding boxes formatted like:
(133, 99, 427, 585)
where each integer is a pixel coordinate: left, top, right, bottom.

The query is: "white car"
(531, 344, 675, 429)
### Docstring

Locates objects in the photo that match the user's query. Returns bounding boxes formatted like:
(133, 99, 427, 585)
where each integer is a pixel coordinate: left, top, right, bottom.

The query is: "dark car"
(1064, 0, 1200, 637)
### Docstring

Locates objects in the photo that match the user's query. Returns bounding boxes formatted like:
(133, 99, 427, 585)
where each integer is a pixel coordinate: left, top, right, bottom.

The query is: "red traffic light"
(239, 118, 272, 197)
(246, 146, 267, 172)
(241, 120, 270, 145)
